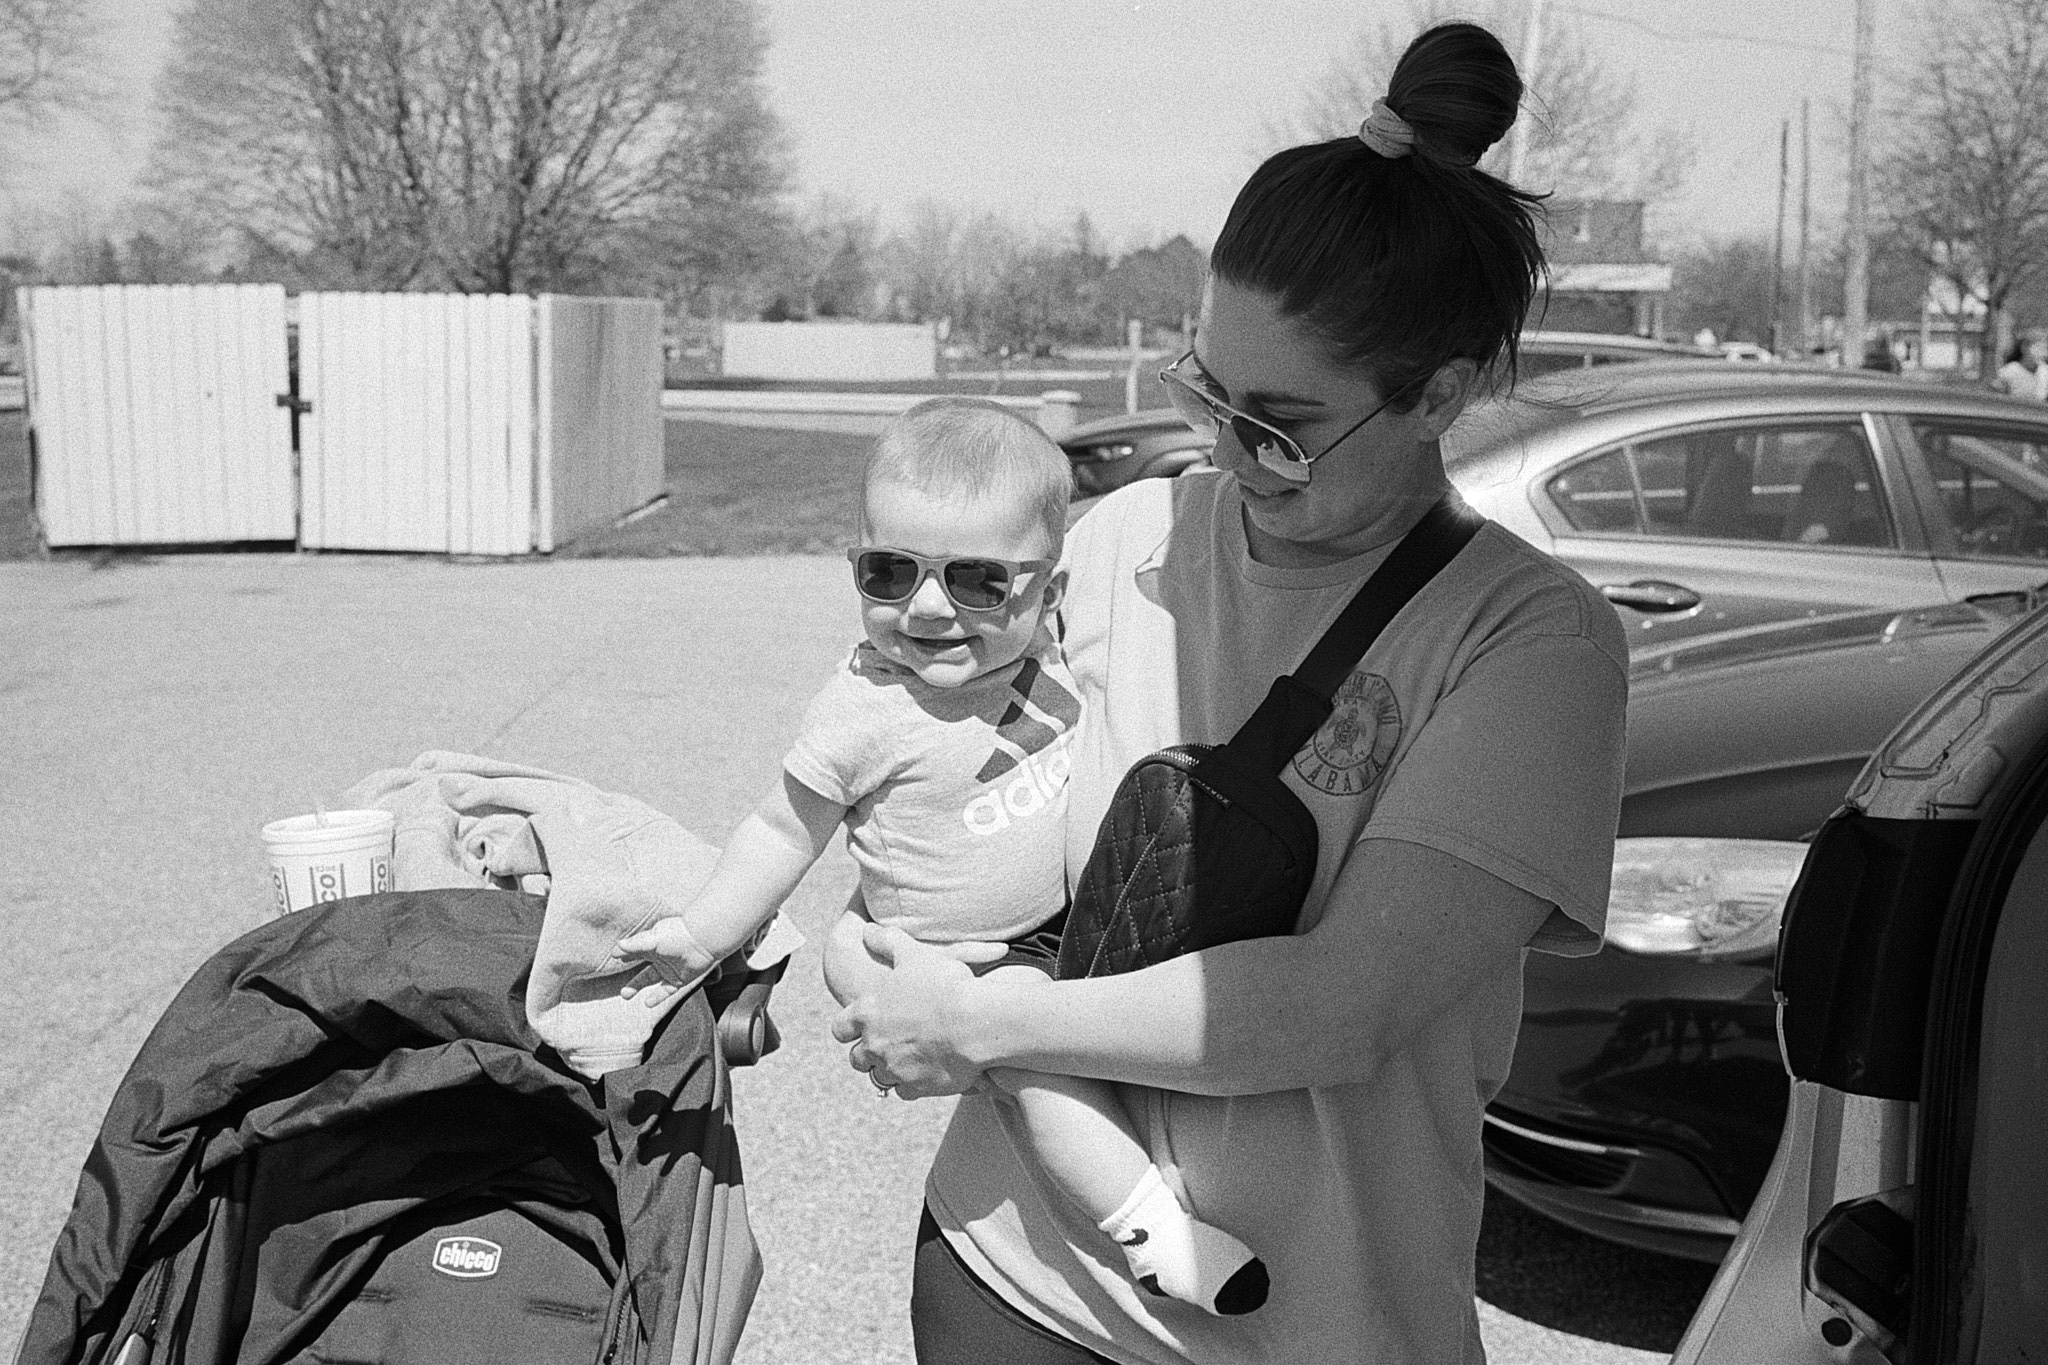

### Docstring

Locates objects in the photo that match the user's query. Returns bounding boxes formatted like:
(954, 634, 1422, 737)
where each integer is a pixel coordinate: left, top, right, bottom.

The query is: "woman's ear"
(1414, 357, 1480, 439)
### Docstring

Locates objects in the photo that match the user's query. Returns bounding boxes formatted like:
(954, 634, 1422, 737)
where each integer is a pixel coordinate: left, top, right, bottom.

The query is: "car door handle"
(1601, 580, 1702, 612)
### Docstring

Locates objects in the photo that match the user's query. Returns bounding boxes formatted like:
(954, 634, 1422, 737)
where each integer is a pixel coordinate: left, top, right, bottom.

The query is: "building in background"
(1538, 200, 1673, 338)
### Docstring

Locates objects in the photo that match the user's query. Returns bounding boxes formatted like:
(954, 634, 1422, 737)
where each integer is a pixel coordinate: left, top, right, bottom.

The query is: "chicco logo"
(431, 1236, 503, 1279)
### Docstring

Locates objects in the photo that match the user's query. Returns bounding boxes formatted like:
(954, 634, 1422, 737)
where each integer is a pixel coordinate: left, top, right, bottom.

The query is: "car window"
(1546, 421, 1895, 548)
(1909, 421, 2048, 561)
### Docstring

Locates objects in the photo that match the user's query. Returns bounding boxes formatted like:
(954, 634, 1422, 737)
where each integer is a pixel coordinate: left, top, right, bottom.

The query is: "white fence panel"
(300, 292, 537, 553)
(20, 284, 293, 546)
(536, 295, 664, 551)
(721, 320, 935, 381)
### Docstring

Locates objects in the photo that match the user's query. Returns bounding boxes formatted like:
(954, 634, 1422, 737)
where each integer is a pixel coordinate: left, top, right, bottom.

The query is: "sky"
(1, 0, 1919, 258)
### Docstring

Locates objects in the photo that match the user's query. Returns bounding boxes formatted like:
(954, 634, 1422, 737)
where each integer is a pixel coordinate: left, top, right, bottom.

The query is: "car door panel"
(1552, 537, 1945, 644)
(1533, 417, 1946, 644)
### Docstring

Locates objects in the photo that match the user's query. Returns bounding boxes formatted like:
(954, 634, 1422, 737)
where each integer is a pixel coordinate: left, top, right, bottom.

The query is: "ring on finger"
(870, 1071, 894, 1098)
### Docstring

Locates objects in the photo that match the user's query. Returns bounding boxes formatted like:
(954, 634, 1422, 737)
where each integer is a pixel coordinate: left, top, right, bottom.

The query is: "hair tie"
(1357, 99, 1415, 159)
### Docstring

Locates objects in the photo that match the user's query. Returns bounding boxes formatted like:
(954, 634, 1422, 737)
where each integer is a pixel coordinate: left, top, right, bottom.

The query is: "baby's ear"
(1040, 565, 1069, 613)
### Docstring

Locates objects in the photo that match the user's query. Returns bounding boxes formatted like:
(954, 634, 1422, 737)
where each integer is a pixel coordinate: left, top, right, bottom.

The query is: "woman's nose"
(1208, 421, 1254, 474)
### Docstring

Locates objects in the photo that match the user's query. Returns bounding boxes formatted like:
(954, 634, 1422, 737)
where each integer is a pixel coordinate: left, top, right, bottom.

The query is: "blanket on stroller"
(14, 888, 760, 1365)
(340, 751, 802, 1080)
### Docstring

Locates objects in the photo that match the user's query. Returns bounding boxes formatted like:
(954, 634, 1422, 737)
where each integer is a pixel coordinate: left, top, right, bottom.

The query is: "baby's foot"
(1098, 1166, 1269, 1316)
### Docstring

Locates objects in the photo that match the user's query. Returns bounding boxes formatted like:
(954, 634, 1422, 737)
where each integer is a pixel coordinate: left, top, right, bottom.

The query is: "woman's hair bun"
(1384, 22, 1522, 169)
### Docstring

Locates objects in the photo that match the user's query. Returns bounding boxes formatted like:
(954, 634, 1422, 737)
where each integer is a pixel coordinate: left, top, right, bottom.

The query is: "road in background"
(4, 554, 1697, 1362)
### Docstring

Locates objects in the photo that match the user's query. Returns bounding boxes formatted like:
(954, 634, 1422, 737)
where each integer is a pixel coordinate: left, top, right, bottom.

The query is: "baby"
(620, 396, 1267, 1316)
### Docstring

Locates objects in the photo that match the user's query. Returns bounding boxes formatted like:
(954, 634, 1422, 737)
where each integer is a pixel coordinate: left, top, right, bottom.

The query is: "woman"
(832, 23, 1629, 1363)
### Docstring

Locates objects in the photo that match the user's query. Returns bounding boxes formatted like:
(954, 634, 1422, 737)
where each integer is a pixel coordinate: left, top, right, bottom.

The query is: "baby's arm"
(620, 770, 846, 987)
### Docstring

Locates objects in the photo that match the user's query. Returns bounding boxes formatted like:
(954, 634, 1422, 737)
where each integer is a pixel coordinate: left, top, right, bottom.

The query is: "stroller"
(13, 887, 783, 1365)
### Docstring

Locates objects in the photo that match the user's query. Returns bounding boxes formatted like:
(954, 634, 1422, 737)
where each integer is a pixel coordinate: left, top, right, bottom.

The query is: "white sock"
(1097, 1165, 1269, 1316)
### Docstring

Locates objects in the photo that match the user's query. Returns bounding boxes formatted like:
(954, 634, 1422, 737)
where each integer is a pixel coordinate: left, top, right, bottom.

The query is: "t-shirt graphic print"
(1293, 668, 1402, 799)
(784, 641, 1079, 943)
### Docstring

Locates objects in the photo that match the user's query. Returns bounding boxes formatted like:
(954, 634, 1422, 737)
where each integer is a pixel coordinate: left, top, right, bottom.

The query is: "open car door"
(1675, 604, 2048, 1363)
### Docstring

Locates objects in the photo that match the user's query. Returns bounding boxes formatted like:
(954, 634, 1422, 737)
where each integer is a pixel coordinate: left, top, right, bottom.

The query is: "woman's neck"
(1240, 477, 1454, 571)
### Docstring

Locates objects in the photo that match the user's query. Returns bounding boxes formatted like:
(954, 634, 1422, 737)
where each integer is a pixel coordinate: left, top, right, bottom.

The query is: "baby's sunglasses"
(1157, 348, 1419, 486)
(847, 547, 1055, 613)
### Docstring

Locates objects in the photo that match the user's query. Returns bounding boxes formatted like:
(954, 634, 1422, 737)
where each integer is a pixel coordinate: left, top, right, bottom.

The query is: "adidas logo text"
(962, 741, 1071, 836)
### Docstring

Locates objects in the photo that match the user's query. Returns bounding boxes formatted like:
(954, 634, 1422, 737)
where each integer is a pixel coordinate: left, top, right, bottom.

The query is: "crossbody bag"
(1054, 495, 1486, 980)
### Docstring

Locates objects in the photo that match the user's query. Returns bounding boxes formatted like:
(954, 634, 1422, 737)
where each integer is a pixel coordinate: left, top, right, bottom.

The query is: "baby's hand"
(618, 918, 724, 1007)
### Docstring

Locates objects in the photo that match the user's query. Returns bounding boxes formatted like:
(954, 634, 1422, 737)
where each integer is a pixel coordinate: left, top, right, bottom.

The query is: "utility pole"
(1797, 98, 1814, 357)
(1506, 0, 1545, 183)
(1772, 119, 1789, 355)
(1843, 0, 1875, 368)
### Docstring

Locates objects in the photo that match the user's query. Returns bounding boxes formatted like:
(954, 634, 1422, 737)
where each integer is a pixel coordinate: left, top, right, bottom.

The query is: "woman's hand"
(830, 924, 1005, 1099)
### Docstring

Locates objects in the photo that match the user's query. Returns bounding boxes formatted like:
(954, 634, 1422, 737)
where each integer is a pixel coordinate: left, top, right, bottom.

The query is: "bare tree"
(1877, 0, 2048, 376)
(0, 0, 103, 146)
(1274, 1, 1692, 211)
(145, 0, 789, 297)
(879, 199, 967, 324)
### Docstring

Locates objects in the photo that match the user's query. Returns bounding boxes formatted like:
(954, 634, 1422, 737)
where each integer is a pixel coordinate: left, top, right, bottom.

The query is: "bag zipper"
(110, 1256, 174, 1365)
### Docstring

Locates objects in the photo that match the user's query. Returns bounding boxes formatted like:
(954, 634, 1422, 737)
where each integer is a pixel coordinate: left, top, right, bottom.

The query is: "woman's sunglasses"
(847, 547, 1054, 613)
(1157, 348, 1418, 486)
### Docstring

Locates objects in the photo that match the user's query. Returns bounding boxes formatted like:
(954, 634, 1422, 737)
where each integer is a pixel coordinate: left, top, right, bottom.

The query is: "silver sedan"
(1449, 362, 2048, 644)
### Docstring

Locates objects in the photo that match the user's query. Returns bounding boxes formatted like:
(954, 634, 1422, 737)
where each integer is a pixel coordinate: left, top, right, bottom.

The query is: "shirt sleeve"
(1361, 627, 1629, 956)
(782, 657, 896, 808)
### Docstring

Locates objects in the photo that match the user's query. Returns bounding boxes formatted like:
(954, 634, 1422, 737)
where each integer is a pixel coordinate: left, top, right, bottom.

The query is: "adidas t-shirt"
(924, 472, 1630, 1364)
(785, 639, 1081, 943)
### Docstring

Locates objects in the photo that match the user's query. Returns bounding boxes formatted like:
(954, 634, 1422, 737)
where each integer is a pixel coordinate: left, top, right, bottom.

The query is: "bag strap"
(1225, 494, 1485, 771)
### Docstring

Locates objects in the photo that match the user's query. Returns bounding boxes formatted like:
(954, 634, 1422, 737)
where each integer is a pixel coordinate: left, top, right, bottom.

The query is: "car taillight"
(1602, 837, 1808, 961)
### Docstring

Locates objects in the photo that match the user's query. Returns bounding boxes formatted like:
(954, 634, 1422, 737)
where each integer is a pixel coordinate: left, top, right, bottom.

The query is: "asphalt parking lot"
(2, 552, 1707, 1363)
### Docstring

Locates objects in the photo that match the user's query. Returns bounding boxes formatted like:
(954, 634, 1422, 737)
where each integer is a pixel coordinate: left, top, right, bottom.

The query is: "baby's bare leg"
(982, 966, 1268, 1316)
(822, 903, 887, 1008)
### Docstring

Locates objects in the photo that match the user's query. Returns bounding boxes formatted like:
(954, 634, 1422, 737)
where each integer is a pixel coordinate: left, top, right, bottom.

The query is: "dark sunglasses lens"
(1230, 416, 1308, 479)
(942, 559, 1010, 610)
(855, 551, 920, 602)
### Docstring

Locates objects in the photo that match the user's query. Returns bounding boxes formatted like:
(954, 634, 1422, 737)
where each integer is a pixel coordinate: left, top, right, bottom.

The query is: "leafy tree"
(1670, 231, 1933, 355)
(1876, 0, 2048, 376)
(978, 216, 1115, 356)
(144, 0, 790, 298)
(1276, 1, 1692, 214)
(1103, 234, 1205, 337)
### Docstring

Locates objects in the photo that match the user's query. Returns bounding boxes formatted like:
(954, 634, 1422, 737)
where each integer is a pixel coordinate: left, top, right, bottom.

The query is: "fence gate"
(20, 284, 295, 547)
(297, 292, 537, 555)
(296, 292, 663, 555)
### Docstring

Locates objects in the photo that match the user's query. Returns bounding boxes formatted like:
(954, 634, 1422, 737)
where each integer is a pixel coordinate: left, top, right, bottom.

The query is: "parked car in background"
(1451, 363, 2048, 644)
(1485, 598, 2017, 1264)
(1516, 329, 1723, 376)
(1672, 600, 2048, 1362)
(1060, 407, 1212, 505)
(1717, 341, 1775, 363)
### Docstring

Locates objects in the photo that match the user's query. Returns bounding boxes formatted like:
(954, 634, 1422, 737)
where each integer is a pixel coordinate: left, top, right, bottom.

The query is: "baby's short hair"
(865, 397, 1074, 552)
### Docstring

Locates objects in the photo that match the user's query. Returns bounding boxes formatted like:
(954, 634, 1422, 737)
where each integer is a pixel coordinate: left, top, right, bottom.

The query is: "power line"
(1558, 4, 1853, 60)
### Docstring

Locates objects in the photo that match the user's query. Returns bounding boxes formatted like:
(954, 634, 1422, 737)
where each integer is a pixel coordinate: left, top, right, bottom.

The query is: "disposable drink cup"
(262, 810, 395, 916)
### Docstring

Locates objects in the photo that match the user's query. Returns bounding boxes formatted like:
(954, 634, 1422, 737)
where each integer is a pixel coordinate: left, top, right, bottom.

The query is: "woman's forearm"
(964, 936, 1318, 1094)
(961, 839, 1551, 1096)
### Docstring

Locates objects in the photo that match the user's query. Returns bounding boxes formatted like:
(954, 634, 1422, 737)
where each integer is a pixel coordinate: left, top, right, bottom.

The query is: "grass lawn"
(1, 413, 37, 560)
(560, 421, 871, 558)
